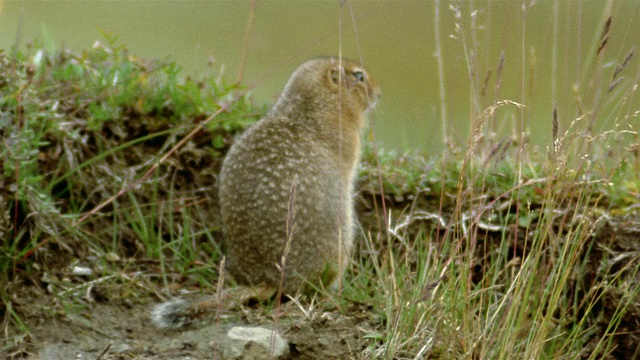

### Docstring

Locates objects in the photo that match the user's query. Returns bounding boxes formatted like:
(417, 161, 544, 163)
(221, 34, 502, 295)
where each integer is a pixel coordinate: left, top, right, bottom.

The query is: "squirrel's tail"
(151, 285, 277, 329)
(151, 298, 220, 329)
(152, 285, 278, 329)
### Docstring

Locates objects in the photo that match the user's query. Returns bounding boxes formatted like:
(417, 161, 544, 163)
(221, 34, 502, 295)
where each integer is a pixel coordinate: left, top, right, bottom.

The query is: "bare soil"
(13, 285, 377, 360)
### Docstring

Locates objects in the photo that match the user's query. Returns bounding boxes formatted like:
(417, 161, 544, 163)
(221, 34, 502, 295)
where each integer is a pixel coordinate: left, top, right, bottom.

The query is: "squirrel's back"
(220, 58, 380, 294)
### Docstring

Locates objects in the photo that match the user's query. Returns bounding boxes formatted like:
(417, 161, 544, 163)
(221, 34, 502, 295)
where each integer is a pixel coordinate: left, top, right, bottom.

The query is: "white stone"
(222, 326, 289, 360)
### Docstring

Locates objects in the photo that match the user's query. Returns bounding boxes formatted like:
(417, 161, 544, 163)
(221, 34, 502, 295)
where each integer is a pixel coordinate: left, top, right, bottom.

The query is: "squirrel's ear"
(329, 66, 344, 85)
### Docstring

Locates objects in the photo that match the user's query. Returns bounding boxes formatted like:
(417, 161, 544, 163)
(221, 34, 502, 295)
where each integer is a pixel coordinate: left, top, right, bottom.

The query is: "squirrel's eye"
(353, 71, 365, 82)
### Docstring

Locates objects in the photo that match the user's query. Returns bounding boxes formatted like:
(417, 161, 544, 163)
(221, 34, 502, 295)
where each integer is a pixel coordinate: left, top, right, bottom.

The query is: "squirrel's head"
(275, 58, 380, 125)
(324, 58, 380, 114)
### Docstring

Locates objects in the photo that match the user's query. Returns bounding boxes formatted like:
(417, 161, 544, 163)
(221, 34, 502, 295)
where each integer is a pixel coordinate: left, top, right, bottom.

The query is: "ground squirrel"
(152, 58, 380, 329)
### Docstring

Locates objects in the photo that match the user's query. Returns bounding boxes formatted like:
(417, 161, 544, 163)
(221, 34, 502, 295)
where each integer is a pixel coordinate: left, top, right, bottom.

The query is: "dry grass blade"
(597, 16, 612, 56)
(481, 70, 492, 97)
(483, 136, 509, 166)
(73, 99, 244, 225)
(552, 105, 559, 154)
(237, 0, 257, 83)
(612, 46, 635, 79)
(271, 176, 298, 357)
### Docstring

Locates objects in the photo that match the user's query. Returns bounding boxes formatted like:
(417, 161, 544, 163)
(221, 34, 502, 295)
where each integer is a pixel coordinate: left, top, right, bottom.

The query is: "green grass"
(1, 11, 639, 359)
(347, 3, 640, 358)
(0, 36, 263, 345)
(353, 138, 639, 358)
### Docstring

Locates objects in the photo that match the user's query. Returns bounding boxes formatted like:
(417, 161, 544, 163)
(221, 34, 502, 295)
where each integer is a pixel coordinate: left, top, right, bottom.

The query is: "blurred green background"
(1, 1, 638, 154)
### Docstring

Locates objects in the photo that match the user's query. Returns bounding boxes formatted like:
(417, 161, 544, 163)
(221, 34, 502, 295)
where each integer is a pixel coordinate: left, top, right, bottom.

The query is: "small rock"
(221, 326, 289, 360)
(71, 266, 93, 276)
(105, 252, 120, 262)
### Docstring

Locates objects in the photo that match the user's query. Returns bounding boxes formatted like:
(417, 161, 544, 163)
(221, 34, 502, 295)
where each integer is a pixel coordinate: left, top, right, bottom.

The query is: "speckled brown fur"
(152, 58, 380, 328)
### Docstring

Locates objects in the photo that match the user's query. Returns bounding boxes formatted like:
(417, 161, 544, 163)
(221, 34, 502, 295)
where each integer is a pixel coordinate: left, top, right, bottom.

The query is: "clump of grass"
(349, 2, 639, 359)
(354, 122, 638, 358)
(0, 36, 265, 347)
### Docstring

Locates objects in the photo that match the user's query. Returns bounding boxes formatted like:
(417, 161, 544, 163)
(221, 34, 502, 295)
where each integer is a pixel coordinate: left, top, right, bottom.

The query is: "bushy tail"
(151, 286, 276, 329)
(151, 298, 220, 329)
